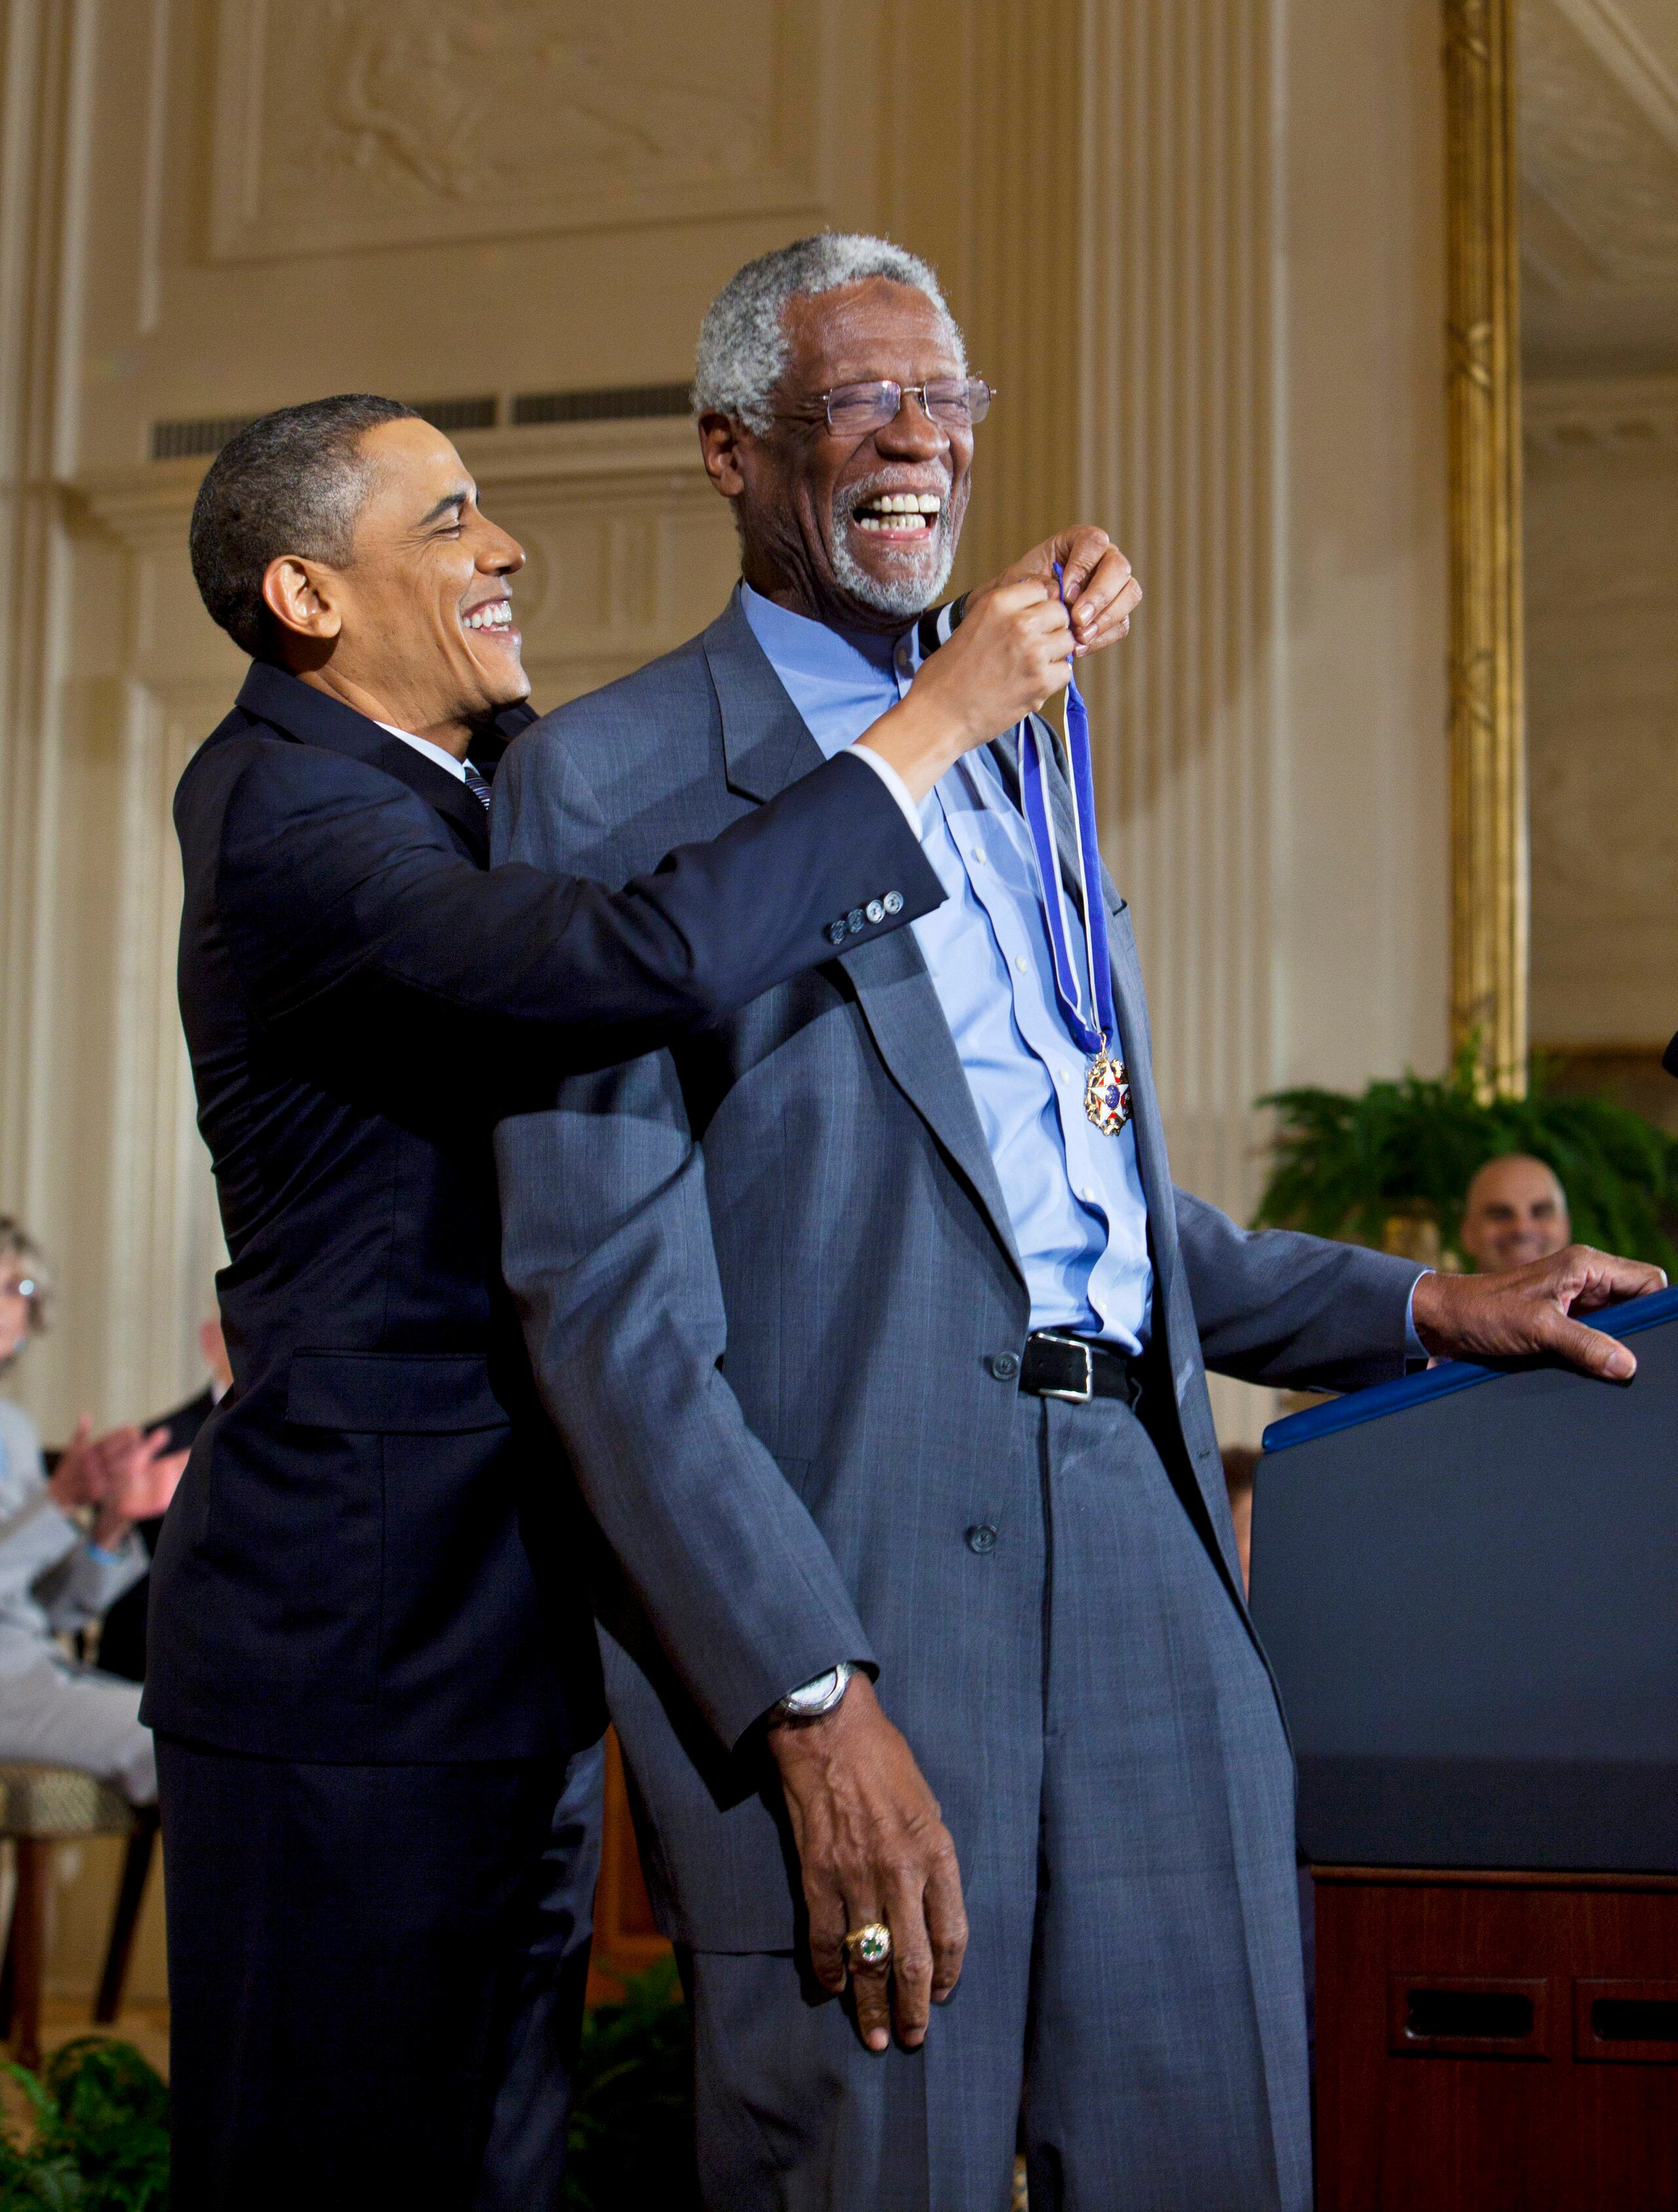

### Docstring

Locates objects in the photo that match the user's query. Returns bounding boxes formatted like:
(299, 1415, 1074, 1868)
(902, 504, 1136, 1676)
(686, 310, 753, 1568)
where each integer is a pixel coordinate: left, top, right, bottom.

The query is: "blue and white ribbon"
(1018, 565, 1115, 1058)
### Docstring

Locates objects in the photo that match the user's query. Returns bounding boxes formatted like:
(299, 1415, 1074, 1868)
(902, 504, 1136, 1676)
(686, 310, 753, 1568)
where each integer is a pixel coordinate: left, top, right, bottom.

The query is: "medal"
(1085, 1050, 1131, 1136)
(1019, 568, 1131, 1136)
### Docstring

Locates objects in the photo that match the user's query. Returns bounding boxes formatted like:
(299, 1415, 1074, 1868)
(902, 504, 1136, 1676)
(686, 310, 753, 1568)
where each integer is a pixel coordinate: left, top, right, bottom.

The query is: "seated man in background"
(1460, 1154, 1571, 1274)
(96, 1317, 231, 1686)
(0, 1218, 186, 1803)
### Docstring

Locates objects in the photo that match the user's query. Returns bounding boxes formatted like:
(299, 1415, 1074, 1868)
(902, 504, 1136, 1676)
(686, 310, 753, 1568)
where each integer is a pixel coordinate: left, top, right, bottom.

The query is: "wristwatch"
(770, 1659, 857, 1724)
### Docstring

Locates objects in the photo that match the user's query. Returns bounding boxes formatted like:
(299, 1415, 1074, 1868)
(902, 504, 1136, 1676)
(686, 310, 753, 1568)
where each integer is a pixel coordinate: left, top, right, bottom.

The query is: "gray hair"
(693, 233, 964, 433)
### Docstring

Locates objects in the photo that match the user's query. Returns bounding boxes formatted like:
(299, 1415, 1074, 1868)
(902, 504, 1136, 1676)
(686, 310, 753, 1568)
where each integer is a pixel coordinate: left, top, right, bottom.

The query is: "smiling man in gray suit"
(494, 235, 1658, 2211)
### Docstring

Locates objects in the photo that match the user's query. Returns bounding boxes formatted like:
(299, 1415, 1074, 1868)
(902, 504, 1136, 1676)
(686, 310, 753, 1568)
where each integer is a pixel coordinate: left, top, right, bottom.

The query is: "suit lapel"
(702, 600, 1026, 1294)
(233, 659, 494, 864)
(369, 733, 492, 862)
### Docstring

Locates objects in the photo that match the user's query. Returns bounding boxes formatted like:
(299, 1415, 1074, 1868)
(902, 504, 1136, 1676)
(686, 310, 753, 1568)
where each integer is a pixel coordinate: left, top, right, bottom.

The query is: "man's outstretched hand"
(768, 1674, 967, 2056)
(1411, 1245, 1668, 1381)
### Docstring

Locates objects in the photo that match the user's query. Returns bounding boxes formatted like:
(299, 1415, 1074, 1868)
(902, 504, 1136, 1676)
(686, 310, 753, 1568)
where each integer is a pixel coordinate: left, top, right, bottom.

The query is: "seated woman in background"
(0, 1216, 187, 1803)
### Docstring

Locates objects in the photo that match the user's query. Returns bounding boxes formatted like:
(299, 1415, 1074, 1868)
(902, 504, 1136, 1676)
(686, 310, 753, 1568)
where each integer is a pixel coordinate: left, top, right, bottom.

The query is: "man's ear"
(696, 411, 749, 501)
(261, 554, 344, 647)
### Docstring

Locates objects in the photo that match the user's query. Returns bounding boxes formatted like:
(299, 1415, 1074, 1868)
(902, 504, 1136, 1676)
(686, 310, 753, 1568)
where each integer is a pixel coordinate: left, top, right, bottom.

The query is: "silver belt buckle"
(1037, 1330, 1094, 1405)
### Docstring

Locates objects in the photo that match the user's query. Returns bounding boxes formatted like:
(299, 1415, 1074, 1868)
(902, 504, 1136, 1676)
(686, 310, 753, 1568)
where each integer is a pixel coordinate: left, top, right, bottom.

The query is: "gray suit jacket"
(494, 594, 1422, 1949)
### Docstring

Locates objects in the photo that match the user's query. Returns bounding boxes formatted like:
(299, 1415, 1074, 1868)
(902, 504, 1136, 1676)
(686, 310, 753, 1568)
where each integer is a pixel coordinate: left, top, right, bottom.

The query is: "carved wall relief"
(210, 0, 821, 259)
(1522, 0, 1678, 294)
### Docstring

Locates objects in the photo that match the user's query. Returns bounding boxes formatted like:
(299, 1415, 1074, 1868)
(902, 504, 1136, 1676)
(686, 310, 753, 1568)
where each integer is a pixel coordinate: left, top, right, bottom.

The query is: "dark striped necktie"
(462, 760, 492, 810)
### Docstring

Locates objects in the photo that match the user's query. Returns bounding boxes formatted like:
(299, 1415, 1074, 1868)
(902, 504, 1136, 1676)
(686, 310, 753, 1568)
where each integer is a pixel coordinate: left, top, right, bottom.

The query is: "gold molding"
(1443, 0, 1529, 1098)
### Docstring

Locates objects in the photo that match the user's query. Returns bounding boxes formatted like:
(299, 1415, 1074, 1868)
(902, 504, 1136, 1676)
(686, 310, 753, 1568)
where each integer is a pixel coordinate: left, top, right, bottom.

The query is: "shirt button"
(970, 849, 985, 864)
(1059, 1067, 1072, 1084)
(865, 899, 885, 924)
(1015, 955, 1028, 973)
(1082, 1185, 1097, 1201)
(882, 891, 904, 914)
(986, 1351, 1019, 1380)
(966, 1524, 999, 1555)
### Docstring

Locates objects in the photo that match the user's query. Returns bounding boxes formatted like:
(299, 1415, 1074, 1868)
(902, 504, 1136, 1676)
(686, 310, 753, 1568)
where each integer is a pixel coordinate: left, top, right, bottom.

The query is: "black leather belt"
(1019, 1330, 1142, 1407)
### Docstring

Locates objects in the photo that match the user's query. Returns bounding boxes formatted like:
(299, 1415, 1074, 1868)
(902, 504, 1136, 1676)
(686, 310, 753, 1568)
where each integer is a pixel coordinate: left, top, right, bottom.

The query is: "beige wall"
(1526, 377, 1678, 1051)
(2, 0, 1450, 1460)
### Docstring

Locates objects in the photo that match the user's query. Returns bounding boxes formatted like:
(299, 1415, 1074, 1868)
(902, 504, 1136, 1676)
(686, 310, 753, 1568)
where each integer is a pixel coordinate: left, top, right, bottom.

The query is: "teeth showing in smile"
(463, 602, 514, 631)
(855, 491, 942, 534)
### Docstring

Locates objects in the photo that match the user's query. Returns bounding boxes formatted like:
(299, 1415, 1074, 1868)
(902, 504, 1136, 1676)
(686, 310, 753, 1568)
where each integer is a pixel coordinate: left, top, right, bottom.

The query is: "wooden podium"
(1312, 1866, 1678, 2211)
(1253, 1289, 1678, 2212)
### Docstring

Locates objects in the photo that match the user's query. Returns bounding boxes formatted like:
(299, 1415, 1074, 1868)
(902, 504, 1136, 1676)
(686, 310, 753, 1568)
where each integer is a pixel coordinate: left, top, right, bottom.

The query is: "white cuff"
(1405, 1271, 1432, 1360)
(846, 743, 925, 839)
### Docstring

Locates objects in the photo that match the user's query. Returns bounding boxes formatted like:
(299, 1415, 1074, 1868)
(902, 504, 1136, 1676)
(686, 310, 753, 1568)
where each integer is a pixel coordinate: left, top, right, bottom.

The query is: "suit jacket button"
(847, 908, 866, 933)
(826, 920, 848, 945)
(966, 1524, 998, 1555)
(986, 1351, 1019, 1380)
(865, 899, 885, 923)
(882, 891, 904, 914)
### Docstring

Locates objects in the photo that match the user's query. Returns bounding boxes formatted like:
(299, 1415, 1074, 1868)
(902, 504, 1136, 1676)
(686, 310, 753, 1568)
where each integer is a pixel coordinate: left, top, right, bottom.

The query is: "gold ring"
(842, 1922, 892, 1971)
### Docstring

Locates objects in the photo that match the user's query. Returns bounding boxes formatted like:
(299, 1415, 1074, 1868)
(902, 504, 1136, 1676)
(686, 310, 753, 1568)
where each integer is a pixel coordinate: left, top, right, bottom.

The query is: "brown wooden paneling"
(1316, 1868, 1678, 2211)
(585, 1730, 671, 2006)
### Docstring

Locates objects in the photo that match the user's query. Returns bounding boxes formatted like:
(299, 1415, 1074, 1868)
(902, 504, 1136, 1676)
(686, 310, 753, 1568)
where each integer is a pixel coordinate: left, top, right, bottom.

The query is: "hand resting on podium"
(1410, 1245, 1667, 1381)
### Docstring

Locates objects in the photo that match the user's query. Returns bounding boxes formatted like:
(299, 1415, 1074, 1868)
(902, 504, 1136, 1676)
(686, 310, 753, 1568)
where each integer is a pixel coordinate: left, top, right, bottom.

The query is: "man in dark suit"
(149, 390, 1132, 2211)
(494, 234, 1660, 2210)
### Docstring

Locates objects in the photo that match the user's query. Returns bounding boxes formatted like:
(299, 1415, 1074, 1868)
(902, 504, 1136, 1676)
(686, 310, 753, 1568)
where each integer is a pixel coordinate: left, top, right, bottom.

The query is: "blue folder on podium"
(1250, 1284, 1678, 1872)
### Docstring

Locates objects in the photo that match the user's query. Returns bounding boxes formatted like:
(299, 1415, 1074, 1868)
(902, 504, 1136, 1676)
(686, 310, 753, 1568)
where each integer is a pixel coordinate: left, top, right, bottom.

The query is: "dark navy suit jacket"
(144, 659, 941, 1763)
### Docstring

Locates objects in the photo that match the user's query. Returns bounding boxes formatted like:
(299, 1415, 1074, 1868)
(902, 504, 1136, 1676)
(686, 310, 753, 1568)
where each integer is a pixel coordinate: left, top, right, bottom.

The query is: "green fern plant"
(1253, 1047, 1678, 1271)
(0, 2038, 169, 2211)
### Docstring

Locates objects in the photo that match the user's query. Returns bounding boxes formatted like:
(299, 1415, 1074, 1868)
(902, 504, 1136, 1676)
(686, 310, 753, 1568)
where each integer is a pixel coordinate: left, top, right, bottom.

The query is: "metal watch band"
(770, 1658, 856, 1724)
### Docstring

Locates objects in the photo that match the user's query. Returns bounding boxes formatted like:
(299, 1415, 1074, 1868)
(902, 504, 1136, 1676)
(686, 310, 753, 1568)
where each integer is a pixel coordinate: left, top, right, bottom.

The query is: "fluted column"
(1072, 0, 1278, 1218)
(0, 0, 94, 1422)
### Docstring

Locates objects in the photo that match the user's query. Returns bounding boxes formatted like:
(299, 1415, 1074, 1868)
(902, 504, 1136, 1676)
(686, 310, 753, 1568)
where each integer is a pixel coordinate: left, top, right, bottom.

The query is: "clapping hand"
(91, 1426, 189, 1548)
(51, 1418, 188, 1547)
(50, 1416, 136, 1513)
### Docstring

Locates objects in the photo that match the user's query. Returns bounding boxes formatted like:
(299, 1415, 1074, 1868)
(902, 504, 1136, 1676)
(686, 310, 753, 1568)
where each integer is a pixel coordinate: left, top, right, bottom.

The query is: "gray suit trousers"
(676, 1389, 1309, 2212)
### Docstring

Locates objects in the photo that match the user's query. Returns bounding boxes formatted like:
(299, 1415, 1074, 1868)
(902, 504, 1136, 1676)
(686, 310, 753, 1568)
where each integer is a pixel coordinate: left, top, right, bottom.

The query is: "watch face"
(780, 1663, 849, 1718)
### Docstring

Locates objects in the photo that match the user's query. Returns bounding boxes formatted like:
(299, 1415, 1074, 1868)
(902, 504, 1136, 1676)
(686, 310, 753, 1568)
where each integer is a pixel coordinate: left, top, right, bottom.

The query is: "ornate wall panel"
(209, 0, 822, 259)
(1523, 0, 1678, 292)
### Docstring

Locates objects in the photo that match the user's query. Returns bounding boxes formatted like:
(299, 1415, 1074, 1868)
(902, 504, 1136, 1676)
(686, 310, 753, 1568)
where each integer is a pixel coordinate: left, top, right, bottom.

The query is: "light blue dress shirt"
(740, 583, 1153, 1349)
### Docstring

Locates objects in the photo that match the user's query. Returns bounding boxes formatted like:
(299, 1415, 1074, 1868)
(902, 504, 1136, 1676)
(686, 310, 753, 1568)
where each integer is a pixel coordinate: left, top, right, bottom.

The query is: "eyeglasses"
(792, 379, 996, 437)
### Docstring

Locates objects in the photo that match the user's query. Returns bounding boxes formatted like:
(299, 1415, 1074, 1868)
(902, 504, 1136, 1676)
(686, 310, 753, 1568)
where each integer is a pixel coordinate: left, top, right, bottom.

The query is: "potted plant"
(1252, 1049, 1678, 1271)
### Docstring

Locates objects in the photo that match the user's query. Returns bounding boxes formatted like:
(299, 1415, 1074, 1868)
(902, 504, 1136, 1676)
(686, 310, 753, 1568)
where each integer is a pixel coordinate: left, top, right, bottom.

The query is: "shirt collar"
(737, 581, 905, 687)
(376, 722, 467, 783)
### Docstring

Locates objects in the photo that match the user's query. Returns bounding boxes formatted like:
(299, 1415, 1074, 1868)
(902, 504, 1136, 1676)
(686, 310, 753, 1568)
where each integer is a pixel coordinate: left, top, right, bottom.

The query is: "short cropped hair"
(0, 1216, 51, 1375)
(693, 233, 964, 435)
(189, 394, 418, 658)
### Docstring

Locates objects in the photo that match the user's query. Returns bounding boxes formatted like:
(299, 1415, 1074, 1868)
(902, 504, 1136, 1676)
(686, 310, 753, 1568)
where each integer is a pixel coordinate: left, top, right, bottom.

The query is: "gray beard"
(829, 483, 958, 620)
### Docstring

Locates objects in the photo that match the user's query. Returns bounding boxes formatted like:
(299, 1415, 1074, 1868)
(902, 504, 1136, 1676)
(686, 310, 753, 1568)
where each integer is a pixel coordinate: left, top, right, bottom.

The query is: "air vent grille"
(409, 394, 498, 432)
(150, 384, 691, 460)
(511, 383, 691, 425)
(151, 416, 258, 461)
